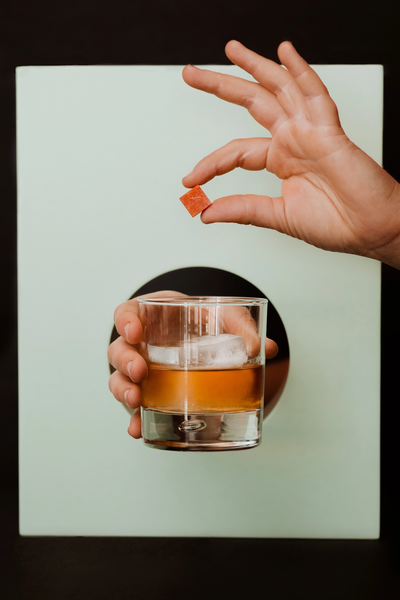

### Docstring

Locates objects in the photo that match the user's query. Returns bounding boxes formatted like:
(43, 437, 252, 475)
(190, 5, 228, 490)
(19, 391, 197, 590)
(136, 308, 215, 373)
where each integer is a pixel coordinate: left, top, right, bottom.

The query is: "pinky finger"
(128, 409, 142, 439)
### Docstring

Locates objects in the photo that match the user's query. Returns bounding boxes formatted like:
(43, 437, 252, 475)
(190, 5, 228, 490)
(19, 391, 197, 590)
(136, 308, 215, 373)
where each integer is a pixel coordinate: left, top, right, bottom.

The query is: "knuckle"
(114, 303, 136, 335)
(230, 138, 242, 147)
(127, 354, 143, 381)
(242, 195, 252, 225)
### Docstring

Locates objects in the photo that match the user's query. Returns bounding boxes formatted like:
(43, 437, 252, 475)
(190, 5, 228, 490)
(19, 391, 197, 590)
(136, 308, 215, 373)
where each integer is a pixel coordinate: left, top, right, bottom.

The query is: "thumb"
(201, 194, 288, 233)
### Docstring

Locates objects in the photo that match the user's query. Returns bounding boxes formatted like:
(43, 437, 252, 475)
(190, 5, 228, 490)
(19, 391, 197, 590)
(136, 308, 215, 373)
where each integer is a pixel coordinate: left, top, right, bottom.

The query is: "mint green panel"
(17, 64, 381, 538)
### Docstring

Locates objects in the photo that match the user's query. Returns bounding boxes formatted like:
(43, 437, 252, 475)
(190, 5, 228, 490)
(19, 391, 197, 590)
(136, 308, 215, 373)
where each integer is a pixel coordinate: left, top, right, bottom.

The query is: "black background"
(1, 0, 400, 597)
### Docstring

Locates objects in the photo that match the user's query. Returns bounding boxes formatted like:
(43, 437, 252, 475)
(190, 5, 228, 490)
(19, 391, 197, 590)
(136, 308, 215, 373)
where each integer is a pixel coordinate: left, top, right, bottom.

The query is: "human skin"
(109, 40, 400, 438)
(181, 40, 400, 270)
(108, 291, 279, 438)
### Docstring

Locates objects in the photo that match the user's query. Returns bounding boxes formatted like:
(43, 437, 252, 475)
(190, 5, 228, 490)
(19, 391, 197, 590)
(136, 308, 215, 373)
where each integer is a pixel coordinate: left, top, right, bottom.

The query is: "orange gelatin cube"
(179, 185, 211, 217)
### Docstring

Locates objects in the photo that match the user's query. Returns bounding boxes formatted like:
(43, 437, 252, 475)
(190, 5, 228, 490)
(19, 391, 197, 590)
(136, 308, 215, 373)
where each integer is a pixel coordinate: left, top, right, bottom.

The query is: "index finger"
(114, 299, 143, 345)
(114, 290, 187, 345)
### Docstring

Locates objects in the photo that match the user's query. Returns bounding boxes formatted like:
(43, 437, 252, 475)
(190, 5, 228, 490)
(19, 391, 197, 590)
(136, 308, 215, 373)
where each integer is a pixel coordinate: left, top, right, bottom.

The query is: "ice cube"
(147, 344, 180, 365)
(179, 334, 247, 368)
(147, 334, 248, 368)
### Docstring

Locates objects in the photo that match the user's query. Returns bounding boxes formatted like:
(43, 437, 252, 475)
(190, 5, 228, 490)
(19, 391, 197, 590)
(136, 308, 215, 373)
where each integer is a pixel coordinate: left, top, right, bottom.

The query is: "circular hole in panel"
(109, 266, 289, 419)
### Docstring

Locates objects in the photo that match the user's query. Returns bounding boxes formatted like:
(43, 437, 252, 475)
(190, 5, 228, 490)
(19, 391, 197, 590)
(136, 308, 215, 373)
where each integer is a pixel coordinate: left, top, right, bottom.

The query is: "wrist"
(365, 179, 400, 269)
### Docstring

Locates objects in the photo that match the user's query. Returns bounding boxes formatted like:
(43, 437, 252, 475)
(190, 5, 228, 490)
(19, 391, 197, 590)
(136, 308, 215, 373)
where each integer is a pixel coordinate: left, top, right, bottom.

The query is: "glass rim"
(137, 296, 268, 307)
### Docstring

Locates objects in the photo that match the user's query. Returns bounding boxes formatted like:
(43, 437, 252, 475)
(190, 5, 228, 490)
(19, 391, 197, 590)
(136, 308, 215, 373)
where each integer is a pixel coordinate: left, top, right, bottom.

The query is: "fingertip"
(200, 205, 214, 224)
(124, 315, 143, 345)
(278, 40, 292, 55)
(182, 64, 198, 83)
(182, 171, 195, 187)
(182, 64, 190, 83)
(278, 40, 302, 65)
(200, 195, 230, 224)
(128, 354, 148, 384)
(225, 39, 241, 51)
(124, 385, 142, 409)
(114, 299, 143, 342)
(279, 40, 294, 50)
(183, 166, 215, 189)
(265, 338, 279, 360)
(128, 411, 142, 439)
(225, 39, 243, 59)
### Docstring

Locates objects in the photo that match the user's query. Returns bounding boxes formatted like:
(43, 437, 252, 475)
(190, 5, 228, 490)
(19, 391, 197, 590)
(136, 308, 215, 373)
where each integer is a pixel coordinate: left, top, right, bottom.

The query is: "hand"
(182, 40, 400, 269)
(108, 291, 278, 439)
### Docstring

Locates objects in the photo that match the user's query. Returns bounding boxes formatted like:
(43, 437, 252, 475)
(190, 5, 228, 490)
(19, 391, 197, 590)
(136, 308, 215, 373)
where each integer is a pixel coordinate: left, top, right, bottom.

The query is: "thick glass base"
(141, 407, 262, 451)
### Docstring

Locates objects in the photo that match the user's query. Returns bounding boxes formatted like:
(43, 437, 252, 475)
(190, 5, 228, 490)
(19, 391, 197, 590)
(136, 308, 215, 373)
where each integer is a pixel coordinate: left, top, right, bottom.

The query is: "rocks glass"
(139, 296, 268, 451)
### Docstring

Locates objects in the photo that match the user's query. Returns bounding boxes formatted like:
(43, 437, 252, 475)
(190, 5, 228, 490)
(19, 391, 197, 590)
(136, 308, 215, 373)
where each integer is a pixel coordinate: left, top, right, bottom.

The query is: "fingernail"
(124, 389, 130, 403)
(183, 170, 194, 179)
(125, 323, 130, 342)
(127, 361, 133, 378)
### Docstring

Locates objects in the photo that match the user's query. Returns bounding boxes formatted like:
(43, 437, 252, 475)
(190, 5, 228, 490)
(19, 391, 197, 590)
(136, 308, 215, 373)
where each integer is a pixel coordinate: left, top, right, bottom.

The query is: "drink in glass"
(138, 297, 268, 451)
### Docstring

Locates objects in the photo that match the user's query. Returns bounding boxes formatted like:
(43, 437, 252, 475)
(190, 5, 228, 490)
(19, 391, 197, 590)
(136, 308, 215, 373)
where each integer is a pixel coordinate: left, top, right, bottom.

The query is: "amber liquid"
(142, 363, 264, 413)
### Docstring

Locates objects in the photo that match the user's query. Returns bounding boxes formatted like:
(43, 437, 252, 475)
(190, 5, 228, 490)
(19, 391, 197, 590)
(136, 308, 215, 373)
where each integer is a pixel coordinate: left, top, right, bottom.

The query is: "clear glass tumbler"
(138, 296, 268, 451)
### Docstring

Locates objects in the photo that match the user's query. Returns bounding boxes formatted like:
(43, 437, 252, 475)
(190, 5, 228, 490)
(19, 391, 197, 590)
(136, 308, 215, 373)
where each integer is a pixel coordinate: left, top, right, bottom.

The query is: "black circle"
(109, 266, 289, 361)
(108, 266, 290, 416)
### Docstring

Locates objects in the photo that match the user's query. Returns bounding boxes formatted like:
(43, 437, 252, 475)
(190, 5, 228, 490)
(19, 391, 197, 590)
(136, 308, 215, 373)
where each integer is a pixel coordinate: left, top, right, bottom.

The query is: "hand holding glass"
(137, 296, 267, 451)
